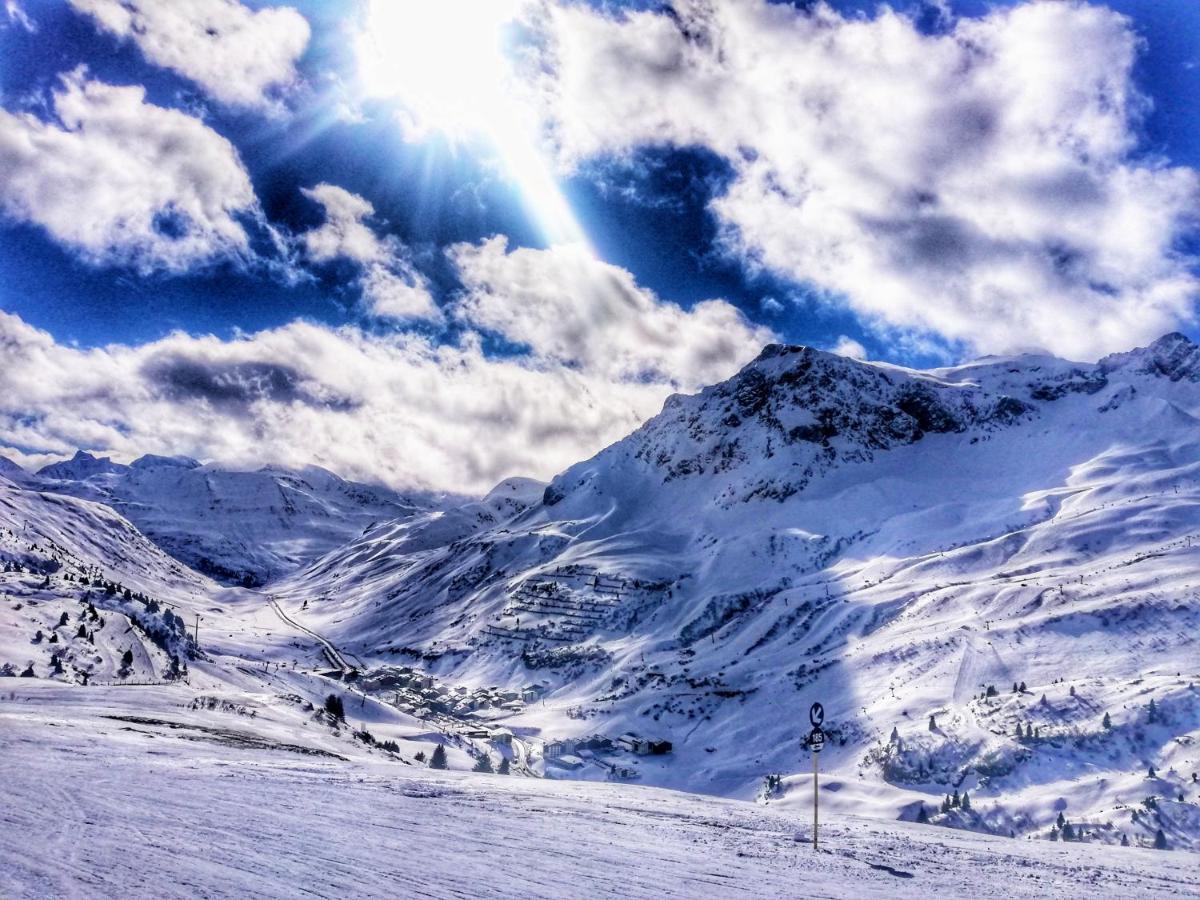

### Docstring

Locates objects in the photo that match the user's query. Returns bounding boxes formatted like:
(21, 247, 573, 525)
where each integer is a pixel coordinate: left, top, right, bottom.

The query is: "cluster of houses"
(363, 665, 550, 718)
(540, 731, 672, 774)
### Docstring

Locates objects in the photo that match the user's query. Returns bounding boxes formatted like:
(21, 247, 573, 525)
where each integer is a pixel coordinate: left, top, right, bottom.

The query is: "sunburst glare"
(355, 0, 587, 248)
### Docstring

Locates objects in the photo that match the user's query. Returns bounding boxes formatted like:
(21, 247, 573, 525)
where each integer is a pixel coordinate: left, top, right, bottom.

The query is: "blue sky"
(0, 0, 1197, 490)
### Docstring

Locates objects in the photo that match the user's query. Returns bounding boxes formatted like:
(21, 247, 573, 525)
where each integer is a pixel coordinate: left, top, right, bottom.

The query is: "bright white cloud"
(829, 336, 868, 360)
(68, 0, 310, 112)
(0, 70, 258, 273)
(300, 183, 441, 322)
(0, 310, 760, 494)
(534, 0, 1200, 360)
(451, 236, 773, 388)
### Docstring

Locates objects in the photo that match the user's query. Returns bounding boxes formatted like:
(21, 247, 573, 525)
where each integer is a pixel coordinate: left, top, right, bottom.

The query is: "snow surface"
(3, 682, 1198, 899)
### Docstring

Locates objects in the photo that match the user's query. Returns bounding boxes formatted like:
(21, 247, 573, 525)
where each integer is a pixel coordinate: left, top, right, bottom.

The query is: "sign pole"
(813, 746, 819, 851)
(807, 701, 825, 852)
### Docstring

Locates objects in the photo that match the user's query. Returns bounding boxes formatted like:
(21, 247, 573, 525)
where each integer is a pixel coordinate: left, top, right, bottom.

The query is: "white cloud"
(0, 227, 772, 491)
(68, 0, 310, 112)
(451, 236, 772, 388)
(300, 183, 441, 322)
(4, 1, 35, 32)
(0, 310, 755, 494)
(534, 0, 1200, 360)
(0, 71, 258, 272)
(829, 336, 868, 360)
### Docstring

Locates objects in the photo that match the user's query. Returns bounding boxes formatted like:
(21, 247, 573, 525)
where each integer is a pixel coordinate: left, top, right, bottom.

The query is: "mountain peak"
(1101, 331, 1200, 382)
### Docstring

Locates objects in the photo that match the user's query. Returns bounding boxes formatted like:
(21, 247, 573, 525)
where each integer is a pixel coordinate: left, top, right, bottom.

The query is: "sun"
(355, 0, 586, 247)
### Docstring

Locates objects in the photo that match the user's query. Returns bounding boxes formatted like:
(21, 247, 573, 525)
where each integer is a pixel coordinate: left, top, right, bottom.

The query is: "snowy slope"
(3, 681, 1197, 899)
(268, 333, 1200, 849)
(26, 453, 441, 585)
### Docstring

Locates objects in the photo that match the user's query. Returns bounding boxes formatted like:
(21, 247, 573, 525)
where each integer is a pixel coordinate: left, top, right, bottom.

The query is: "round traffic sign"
(809, 702, 824, 727)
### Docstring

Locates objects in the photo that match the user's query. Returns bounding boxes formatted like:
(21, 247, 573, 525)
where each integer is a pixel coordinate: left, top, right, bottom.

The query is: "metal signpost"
(807, 702, 826, 851)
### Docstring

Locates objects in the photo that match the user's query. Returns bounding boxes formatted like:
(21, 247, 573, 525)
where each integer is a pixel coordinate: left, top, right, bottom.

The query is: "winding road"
(265, 595, 352, 674)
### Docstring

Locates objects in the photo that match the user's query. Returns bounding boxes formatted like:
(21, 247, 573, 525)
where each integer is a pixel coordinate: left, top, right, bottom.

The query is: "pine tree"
(58, 612, 69, 627)
(929, 714, 937, 732)
(1120, 833, 1129, 847)
(1148, 765, 1157, 779)
(1102, 712, 1112, 729)
(497, 758, 511, 775)
(1019, 682, 1027, 692)
(1069, 685, 1076, 696)
(473, 755, 494, 774)
(916, 806, 929, 824)
(429, 745, 448, 769)
(889, 726, 900, 743)
(1015, 723, 1024, 739)
(1062, 822, 1075, 841)
(961, 792, 971, 811)
(1148, 699, 1158, 723)
(951, 789, 960, 809)
(121, 649, 133, 669)
(76, 624, 87, 639)
(1013, 682, 1019, 694)
(1154, 829, 1167, 850)
(324, 694, 345, 721)
(1056, 811, 1066, 829)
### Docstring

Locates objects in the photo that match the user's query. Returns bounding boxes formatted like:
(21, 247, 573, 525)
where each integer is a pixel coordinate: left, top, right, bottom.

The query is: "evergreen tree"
(414, 751, 426, 763)
(1062, 822, 1075, 841)
(961, 792, 971, 811)
(916, 806, 929, 824)
(473, 755, 494, 774)
(1019, 681, 1027, 692)
(941, 796, 951, 814)
(1102, 712, 1112, 730)
(1069, 685, 1076, 696)
(928, 714, 937, 731)
(951, 789, 960, 808)
(121, 648, 133, 668)
(1120, 833, 1129, 847)
(1148, 699, 1158, 723)
(429, 745, 448, 769)
(58, 612, 69, 627)
(1056, 811, 1066, 829)
(50, 654, 63, 674)
(1148, 765, 1157, 779)
(76, 624, 87, 639)
(1013, 682, 1019, 694)
(1154, 829, 1167, 850)
(497, 757, 511, 775)
(324, 694, 345, 721)
(1015, 723, 1023, 739)
(889, 726, 900, 743)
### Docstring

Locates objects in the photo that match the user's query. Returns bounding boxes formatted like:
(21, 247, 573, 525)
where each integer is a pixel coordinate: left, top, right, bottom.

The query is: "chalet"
(489, 728, 513, 746)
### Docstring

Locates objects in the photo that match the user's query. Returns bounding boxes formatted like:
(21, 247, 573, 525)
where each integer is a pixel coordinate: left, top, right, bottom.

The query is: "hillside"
(25, 454, 440, 585)
(267, 333, 1200, 848)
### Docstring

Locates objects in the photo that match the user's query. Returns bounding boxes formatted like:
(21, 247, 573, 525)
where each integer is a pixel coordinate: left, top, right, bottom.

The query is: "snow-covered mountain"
(268, 333, 1200, 847)
(25, 453, 441, 586)
(2, 333, 1198, 859)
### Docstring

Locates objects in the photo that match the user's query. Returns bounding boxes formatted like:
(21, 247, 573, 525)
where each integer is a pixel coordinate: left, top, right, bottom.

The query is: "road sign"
(808, 726, 826, 752)
(810, 702, 824, 727)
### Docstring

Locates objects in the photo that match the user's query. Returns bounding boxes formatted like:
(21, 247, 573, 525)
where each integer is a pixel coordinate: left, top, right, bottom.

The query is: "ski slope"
(2, 681, 1197, 899)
